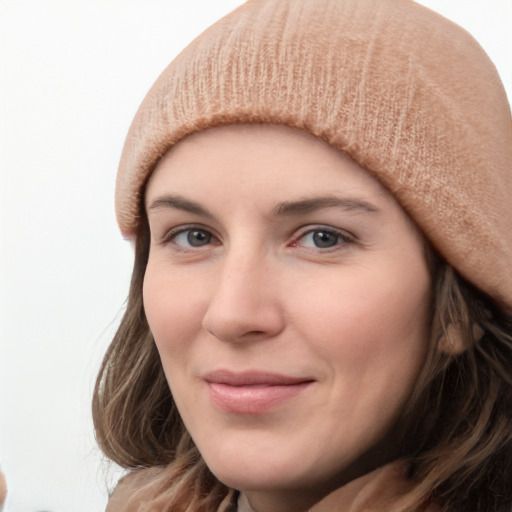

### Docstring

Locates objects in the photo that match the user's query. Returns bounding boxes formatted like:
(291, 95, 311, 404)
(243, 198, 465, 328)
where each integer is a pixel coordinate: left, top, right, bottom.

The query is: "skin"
(143, 124, 432, 512)
(0, 467, 5, 509)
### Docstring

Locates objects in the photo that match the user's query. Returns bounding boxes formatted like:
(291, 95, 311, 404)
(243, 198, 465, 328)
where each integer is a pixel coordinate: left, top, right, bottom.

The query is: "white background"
(0, 1, 510, 511)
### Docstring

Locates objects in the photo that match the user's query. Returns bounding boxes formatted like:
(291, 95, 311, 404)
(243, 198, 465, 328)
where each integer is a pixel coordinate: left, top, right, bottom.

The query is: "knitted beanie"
(115, 0, 512, 314)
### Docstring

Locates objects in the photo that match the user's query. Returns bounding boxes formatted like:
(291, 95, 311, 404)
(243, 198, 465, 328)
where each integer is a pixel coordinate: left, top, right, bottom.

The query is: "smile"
(203, 370, 314, 414)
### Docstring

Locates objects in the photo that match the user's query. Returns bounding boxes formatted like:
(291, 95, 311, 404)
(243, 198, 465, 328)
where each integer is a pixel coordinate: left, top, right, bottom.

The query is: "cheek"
(295, 264, 431, 386)
(142, 261, 206, 361)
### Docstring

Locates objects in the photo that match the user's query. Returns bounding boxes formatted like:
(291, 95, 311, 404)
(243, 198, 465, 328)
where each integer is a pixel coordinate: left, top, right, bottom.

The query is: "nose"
(202, 253, 285, 344)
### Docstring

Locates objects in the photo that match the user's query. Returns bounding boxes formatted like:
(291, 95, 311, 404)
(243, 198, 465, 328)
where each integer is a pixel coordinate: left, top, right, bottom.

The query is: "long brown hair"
(93, 215, 512, 511)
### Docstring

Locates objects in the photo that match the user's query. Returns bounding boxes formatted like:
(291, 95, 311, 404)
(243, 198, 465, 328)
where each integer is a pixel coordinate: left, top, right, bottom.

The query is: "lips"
(203, 370, 314, 414)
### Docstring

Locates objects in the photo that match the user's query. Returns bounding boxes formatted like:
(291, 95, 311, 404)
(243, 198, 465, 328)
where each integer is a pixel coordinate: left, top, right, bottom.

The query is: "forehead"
(146, 124, 389, 206)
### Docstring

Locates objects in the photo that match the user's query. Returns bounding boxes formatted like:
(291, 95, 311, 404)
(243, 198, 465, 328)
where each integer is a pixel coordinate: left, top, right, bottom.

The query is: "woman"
(93, 0, 512, 510)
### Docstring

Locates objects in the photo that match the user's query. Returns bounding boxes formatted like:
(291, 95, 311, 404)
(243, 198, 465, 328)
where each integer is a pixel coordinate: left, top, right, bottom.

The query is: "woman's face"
(143, 125, 431, 507)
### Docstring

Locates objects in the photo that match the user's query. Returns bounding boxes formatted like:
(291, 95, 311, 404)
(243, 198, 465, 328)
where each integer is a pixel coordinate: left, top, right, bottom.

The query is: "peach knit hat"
(115, 0, 512, 314)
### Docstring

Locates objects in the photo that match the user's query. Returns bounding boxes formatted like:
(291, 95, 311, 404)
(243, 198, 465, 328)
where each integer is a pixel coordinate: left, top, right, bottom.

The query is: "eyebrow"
(147, 194, 380, 218)
(273, 196, 380, 216)
(147, 194, 214, 218)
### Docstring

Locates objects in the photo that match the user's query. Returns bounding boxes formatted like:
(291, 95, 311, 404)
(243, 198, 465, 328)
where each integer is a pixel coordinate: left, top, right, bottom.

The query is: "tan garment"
(106, 461, 438, 512)
(106, 467, 163, 512)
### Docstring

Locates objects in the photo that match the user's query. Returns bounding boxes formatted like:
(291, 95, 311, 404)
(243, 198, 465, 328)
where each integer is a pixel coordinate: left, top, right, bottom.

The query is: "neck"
(238, 460, 409, 512)
(239, 469, 371, 511)
(235, 427, 413, 512)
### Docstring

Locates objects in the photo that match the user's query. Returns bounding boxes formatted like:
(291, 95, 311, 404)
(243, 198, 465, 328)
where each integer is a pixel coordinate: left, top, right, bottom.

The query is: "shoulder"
(106, 467, 166, 512)
(105, 465, 236, 512)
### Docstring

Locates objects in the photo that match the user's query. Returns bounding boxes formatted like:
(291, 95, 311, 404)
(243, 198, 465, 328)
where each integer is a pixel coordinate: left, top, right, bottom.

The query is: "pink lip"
(203, 370, 314, 414)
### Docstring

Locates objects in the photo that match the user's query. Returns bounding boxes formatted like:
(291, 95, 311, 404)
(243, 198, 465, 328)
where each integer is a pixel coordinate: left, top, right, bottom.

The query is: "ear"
(437, 322, 484, 355)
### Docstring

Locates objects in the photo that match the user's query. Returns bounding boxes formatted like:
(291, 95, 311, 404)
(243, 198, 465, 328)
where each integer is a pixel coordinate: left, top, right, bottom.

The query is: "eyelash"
(291, 226, 355, 251)
(161, 224, 218, 251)
(161, 224, 355, 252)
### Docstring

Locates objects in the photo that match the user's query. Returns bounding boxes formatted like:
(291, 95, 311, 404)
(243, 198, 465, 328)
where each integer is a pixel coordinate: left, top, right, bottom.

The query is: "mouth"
(203, 370, 315, 414)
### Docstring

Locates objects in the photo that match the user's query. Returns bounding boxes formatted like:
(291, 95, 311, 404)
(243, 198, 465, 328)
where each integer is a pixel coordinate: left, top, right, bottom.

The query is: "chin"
(203, 451, 308, 491)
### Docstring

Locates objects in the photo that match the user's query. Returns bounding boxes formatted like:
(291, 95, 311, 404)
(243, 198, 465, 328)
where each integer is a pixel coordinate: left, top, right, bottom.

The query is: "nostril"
(201, 281, 285, 343)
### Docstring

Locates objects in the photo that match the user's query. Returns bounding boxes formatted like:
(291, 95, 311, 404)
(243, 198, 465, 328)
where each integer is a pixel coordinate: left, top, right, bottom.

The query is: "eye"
(168, 228, 214, 248)
(294, 227, 352, 249)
